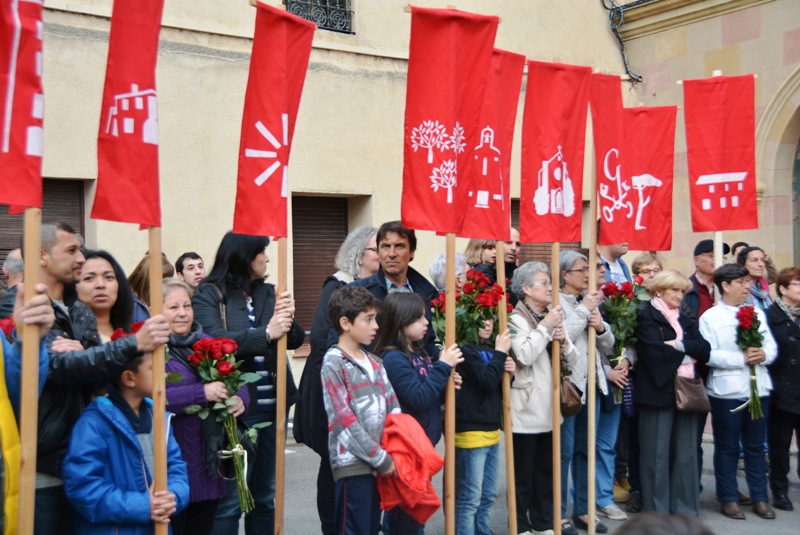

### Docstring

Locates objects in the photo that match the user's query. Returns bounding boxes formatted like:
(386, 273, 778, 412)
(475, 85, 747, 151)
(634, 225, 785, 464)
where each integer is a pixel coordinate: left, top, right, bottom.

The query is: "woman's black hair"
(736, 246, 765, 269)
(203, 231, 270, 297)
(80, 249, 134, 332)
(373, 291, 427, 357)
(712, 263, 750, 295)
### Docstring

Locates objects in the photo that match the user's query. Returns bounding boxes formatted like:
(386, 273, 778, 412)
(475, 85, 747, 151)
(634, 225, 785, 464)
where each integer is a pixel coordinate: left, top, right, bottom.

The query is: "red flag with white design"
(234, 4, 314, 237)
(590, 73, 632, 246)
(520, 61, 592, 243)
(625, 106, 677, 251)
(684, 74, 758, 232)
(93, 0, 164, 227)
(458, 49, 525, 241)
(401, 6, 498, 234)
(0, 0, 44, 213)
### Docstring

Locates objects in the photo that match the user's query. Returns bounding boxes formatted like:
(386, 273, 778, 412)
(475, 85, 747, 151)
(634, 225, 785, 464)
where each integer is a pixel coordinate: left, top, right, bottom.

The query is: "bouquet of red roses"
(600, 280, 642, 402)
(184, 337, 263, 512)
(734, 305, 764, 419)
(430, 269, 512, 346)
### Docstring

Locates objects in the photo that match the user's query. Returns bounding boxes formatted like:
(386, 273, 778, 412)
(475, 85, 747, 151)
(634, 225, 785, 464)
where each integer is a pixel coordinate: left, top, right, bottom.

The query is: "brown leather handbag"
(674, 374, 710, 413)
(560, 377, 583, 417)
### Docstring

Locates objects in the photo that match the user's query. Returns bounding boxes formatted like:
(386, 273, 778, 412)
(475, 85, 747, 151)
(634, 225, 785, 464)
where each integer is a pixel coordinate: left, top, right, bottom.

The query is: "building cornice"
(618, 0, 773, 40)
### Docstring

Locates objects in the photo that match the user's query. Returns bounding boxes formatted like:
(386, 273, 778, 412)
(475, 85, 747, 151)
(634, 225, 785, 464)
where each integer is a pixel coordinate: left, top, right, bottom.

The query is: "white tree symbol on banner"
(245, 113, 289, 198)
(631, 173, 663, 229)
(446, 122, 466, 155)
(430, 160, 458, 203)
(411, 120, 449, 163)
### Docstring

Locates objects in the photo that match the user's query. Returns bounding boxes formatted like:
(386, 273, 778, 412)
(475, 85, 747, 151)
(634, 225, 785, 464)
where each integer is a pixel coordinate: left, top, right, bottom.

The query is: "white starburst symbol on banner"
(245, 113, 289, 197)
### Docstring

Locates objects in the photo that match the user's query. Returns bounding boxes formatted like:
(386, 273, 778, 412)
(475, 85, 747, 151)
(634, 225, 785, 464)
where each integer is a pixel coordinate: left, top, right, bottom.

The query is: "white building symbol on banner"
(696, 172, 747, 210)
(105, 83, 158, 145)
(470, 126, 504, 209)
(2, 0, 44, 158)
(534, 146, 575, 216)
(245, 113, 289, 198)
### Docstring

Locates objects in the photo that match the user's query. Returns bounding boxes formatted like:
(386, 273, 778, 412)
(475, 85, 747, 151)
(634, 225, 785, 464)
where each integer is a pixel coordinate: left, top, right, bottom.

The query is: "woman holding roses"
(163, 278, 249, 535)
(699, 264, 777, 520)
(632, 270, 710, 515)
(193, 232, 305, 535)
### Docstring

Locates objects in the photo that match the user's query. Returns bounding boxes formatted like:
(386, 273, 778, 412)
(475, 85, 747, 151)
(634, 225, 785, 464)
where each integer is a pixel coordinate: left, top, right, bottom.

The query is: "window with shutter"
(510, 199, 580, 266)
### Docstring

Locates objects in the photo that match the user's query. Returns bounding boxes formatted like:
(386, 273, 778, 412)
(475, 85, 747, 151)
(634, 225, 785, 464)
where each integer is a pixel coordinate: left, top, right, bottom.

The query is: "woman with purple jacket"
(163, 278, 249, 535)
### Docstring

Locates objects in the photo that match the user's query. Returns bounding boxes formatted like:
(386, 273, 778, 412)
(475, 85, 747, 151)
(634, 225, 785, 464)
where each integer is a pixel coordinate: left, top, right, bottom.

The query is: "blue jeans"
(596, 394, 621, 508)
(334, 474, 381, 535)
(34, 485, 73, 535)
(212, 412, 277, 535)
(709, 396, 770, 503)
(573, 398, 601, 516)
(455, 443, 499, 535)
(560, 415, 576, 519)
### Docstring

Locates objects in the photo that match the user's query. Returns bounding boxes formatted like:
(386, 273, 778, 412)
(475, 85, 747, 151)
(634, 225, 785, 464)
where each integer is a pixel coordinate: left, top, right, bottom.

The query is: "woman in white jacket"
(699, 263, 777, 521)
(509, 261, 573, 535)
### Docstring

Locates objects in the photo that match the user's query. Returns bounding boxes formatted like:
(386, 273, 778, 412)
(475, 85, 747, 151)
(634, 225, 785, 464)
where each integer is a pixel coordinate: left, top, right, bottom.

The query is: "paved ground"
(279, 430, 800, 535)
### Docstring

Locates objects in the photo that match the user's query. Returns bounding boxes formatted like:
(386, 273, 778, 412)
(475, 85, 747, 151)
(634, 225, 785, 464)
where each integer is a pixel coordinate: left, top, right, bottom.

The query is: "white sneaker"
(531, 530, 555, 535)
(597, 504, 628, 521)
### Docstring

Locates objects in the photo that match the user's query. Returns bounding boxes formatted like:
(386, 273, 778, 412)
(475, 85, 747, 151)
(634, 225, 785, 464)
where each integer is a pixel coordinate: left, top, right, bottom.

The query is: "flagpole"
(550, 241, 562, 535)
(587, 183, 599, 535)
(18, 207, 42, 535)
(444, 232, 457, 535)
(147, 227, 169, 535)
(274, 236, 289, 535)
(495, 242, 517, 535)
(711, 70, 725, 270)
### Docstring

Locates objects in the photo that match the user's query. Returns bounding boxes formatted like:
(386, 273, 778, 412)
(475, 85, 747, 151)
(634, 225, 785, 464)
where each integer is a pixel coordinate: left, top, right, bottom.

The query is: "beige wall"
(621, 0, 800, 274)
(40, 1, 626, 280)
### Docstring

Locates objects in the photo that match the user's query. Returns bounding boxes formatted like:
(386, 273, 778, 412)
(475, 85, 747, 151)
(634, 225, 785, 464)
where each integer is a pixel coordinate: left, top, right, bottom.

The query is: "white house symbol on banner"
(470, 126, 504, 209)
(696, 172, 747, 210)
(245, 113, 289, 198)
(534, 146, 575, 217)
(105, 83, 159, 145)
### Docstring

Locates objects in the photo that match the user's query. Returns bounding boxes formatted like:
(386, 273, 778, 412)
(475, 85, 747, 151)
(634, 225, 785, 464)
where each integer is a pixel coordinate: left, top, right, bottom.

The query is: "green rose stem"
(223, 412, 254, 513)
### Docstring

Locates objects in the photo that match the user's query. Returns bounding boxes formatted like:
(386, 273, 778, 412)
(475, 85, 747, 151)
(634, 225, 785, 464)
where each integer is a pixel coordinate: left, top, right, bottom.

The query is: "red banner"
(684, 75, 758, 232)
(625, 106, 677, 251)
(458, 49, 525, 241)
(520, 61, 592, 243)
(401, 6, 498, 234)
(0, 0, 43, 213)
(590, 73, 632, 246)
(234, 4, 314, 237)
(93, 0, 164, 227)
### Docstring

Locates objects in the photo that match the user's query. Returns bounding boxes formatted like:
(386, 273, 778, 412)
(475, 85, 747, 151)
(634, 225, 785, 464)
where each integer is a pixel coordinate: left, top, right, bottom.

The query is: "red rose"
(476, 293, 495, 308)
(217, 360, 235, 376)
(463, 282, 475, 294)
(476, 278, 488, 289)
(209, 339, 224, 360)
(633, 275, 644, 285)
(466, 269, 481, 280)
(602, 282, 619, 297)
(737, 306, 756, 330)
(620, 282, 633, 295)
(193, 338, 212, 353)
(220, 338, 238, 355)
(0, 317, 14, 337)
(490, 284, 504, 297)
(507, 303, 514, 313)
(187, 353, 201, 366)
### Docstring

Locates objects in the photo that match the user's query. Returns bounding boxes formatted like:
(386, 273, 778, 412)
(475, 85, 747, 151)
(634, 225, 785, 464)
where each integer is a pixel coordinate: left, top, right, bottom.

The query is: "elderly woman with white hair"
(559, 249, 616, 534)
(508, 261, 574, 535)
(429, 252, 469, 293)
(293, 226, 379, 535)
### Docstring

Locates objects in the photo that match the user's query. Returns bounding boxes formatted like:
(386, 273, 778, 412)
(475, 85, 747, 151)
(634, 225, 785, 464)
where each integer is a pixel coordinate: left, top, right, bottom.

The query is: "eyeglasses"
(566, 267, 590, 274)
(728, 278, 750, 286)
(639, 269, 662, 276)
(596, 263, 604, 269)
(788, 281, 800, 287)
(528, 281, 552, 288)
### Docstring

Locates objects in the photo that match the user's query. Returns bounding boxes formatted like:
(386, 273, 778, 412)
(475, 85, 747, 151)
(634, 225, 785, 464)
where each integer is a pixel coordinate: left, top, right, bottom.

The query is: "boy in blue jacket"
(62, 351, 189, 534)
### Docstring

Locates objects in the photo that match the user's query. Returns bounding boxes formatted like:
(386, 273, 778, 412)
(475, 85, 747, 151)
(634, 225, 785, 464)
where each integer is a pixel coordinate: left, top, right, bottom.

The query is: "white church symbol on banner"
(599, 148, 634, 223)
(631, 173, 663, 230)
(696, 172, 747, 210)
(470, 126, 504, 209)
(534, 146, 575, 216)
(2, 0, 44, 158)
(105, 84, 158, 145)
(245, 113, 289, 198)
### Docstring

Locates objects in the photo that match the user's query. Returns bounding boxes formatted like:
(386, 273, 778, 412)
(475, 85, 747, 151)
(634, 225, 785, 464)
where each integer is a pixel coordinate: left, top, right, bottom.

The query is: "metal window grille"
(285, 0, 353, 34)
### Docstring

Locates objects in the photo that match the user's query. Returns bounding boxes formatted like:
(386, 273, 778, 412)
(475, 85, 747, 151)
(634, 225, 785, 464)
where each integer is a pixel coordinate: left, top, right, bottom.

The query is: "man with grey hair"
(429, 252, 468, 292)
(0, 248, 23, 302)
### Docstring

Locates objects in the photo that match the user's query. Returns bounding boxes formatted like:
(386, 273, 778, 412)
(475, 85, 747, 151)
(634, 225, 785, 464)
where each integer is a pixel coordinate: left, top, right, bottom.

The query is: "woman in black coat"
(633, 270, 710, 516)
(765, 267, 800, 512)
(192, 232, 305, 535)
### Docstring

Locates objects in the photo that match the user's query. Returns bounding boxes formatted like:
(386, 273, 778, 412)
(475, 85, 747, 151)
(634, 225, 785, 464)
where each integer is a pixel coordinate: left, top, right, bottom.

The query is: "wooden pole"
(711, 70, 724, 271)
(444, 233, 456, 535)
(550, 242, 562, 535)
(147, 227, 168, 535)
(495, 242, 517, 535)
(274, 236, 288, 535)
(17, 207, 42, 535)
(586, 179, 600, 535)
